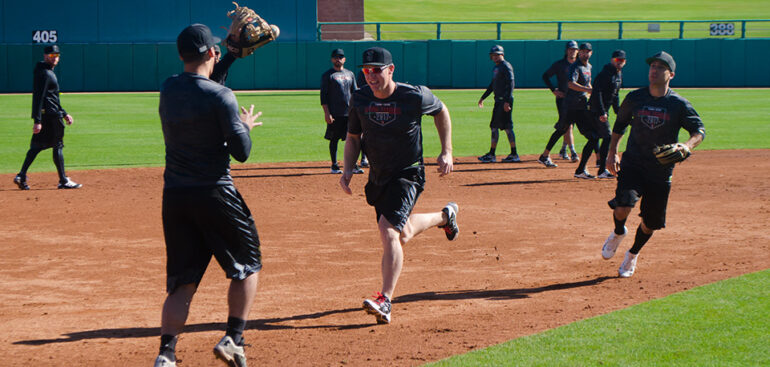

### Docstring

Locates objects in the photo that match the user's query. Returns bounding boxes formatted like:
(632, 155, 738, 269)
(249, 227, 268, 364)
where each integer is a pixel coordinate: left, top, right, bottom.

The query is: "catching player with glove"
(600, 51, 705, 278)
(224, 2, 280, 58)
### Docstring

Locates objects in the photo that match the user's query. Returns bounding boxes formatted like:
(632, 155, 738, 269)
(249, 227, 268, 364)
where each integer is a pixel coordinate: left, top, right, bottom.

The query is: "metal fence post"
(437, 23, 442, 40)
(742, 20, 747, 38)
(497, 22, 502, 40)
(679, 22, 684, 39)
(376, 23, 381, 41)
(557, 22, 562, 40)
(619, 21, 623, 39)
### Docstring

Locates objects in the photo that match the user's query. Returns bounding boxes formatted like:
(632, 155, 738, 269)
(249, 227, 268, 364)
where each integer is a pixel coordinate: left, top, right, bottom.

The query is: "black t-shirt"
(614, 87, 706, 175)
(565, 60, 592, 110)
(31, 61, 66, 121)
(348, 83, 444, 185)
(542, 57, 571, 95)
(159, 72, 252, 189)
(320, 67, 356, 117)
(589, 63, 623, 116)
(481, 60, 514, 103)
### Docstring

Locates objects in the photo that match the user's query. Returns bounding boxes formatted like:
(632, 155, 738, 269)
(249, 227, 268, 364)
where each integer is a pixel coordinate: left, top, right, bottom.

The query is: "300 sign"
(32, 30, 58, 43)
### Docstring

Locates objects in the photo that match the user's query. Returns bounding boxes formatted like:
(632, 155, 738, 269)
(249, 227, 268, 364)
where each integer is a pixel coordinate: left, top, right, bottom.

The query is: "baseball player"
(340, 47, 459, 325)
(589, 49, 626, 178)
(600, 51, 705, 278)
(477, 45, 520, 163)
(542, 40, 580, 162)
(154, 24, 263, 367)
(320, 48, 363, 174)
(537, 43, 595, 170)
(13, 45, 81, 190)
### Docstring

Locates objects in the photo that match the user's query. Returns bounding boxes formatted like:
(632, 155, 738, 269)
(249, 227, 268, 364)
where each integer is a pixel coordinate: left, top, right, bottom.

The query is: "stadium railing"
(317, 19, 770, 41)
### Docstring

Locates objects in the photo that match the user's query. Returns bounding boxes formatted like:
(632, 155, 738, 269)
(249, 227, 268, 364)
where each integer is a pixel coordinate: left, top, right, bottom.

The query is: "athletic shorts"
(489, 99, 513, 130)
(569, 108, 599, 140)
(364, 166, 425, 231)
(162, 184, 262, 294)
(31, 115, 65, 148)
(608, 162, 672, 230)
(594, 112, 611, 140)
(324, 115, 348, 141)
(553, 98, 569, 129)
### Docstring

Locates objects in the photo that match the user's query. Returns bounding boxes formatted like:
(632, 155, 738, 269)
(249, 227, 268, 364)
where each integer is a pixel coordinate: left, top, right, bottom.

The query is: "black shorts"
(569, 108, 599, 140)
(489, 99, 513, 130)
(31, 115, 65, 148)
(162, 184, 262, 294)
(324, 115, 348, 141)
(553, 98, 569, 129)
(364, 166, 425, 231)
(608, 162, 672, 230)
(594, 112, 611, 140)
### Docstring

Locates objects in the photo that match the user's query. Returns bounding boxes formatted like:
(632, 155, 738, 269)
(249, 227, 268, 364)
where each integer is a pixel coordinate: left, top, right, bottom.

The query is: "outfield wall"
(0, 38, 768, 92)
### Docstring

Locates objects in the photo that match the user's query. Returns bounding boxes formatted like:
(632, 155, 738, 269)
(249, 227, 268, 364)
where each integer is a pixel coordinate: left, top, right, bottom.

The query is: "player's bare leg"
(478, 129, 498, 162)
(228, 272, 259, 319)
(160, 283, 197, 336)
(378, 218, 405, 299)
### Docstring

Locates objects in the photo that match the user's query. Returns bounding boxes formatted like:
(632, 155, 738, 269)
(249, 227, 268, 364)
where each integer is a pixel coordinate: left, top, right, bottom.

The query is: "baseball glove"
(653, 143, 691, 165)
(224, 2, 280, 58)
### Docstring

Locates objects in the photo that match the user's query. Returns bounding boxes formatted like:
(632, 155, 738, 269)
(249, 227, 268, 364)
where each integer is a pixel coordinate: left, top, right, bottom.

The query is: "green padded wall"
(1, 39, 769, 93)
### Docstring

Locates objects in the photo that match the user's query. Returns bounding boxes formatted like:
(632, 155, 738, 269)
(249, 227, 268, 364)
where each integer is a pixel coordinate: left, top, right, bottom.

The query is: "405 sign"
(32, 30, 58, 43)
(709, 23, 735, 36)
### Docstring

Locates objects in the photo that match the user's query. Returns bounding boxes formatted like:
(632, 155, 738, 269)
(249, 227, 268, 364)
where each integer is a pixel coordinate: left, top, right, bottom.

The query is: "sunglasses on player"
(362, 64, 390, 75)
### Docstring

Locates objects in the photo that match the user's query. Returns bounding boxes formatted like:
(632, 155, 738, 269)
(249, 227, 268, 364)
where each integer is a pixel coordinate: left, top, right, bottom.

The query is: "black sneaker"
(570, 153, 579, 163)
(477, 152, 496, 163)
(330, 164, 342, 174)
(501, 154, 521, 163)
(13, 174, 30, 190)
(363, 292, 392, 324)
(353, 165, 364, 174)
(360, 158, 369, 168)
(597, 169, 615, 179)
(574, 170, 596, 179)
(57, 177, 82, 189)
(537, 155, 558, 168)
(438, 202, 459, 241)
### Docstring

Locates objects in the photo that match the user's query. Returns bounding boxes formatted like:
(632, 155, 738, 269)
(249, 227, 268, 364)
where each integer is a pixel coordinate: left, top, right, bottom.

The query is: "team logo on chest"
(638, 106, 669, 130)
(365, 102, 401, 126)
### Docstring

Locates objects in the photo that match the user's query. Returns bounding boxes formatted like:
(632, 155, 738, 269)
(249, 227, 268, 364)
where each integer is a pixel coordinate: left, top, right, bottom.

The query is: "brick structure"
(317, 0, 365, 40)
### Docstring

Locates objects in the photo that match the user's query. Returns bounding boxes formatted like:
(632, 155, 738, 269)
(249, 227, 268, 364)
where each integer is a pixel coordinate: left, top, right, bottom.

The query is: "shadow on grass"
(13, 276, 612, 345)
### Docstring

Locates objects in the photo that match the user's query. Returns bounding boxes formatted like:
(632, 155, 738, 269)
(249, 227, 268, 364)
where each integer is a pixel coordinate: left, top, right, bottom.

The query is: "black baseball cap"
(177, 23, 220, 57)
(612, 49, 626, 59)
(646, 51, 676, 73)
(489, 45, 504, 55)
(359, 47, 392, 67)
(565, 40, 578, 49)
(331, 48, 345, 57)
(44, 45, 60, 54)
(579, 42, 592, 51)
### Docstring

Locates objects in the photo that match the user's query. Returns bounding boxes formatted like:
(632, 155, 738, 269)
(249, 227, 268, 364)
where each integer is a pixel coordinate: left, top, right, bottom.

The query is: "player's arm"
(340, 108, 361, 194)
(567, 65, 591, 93)
(210, 52, 236, 85)
(478, 80, 493, 107)
(607, 96, 633, 174)
(221, 92, 261, 162)
(433, 103, 454, 176)
(320, 73, 333, 124)
(542, 65, 556, 91)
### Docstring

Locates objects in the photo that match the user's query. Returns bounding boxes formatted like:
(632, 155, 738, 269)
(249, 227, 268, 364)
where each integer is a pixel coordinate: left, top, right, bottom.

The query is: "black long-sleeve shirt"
(210, 52, 237, 85)
(159, 72, 252, 189)
(480, 60, 514, 103)
(542, 57, 571, 94)
(31, 61, 66, 122)
(589, 63, 623, 116)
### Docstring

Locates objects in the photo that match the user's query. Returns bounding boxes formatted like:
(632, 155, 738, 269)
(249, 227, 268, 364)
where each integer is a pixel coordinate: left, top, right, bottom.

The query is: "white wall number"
(709, 23, 735, 36)
(32, 30, 58, 43)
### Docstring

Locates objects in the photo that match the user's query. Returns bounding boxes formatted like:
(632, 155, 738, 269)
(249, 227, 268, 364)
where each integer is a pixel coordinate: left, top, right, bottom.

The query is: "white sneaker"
(601, 226, 627, 259)
(618, 251, 638, 278)
(213, 335, 247, 367)
(153, 355, 176, 367)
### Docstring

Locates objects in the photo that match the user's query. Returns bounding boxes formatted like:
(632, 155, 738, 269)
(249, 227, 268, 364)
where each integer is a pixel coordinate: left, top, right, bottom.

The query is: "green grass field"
(1, 88, 768, 174)
(361, 1, 770, 40)
(429, 269, 770, 366)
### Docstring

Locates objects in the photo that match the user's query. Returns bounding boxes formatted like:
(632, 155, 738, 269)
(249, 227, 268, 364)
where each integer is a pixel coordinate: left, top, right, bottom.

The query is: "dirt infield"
(1, 150, 768, 366)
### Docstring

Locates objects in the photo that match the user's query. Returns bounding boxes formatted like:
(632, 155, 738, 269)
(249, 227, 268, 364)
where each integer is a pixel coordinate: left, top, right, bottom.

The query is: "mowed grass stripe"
(427, 269, 770, 367)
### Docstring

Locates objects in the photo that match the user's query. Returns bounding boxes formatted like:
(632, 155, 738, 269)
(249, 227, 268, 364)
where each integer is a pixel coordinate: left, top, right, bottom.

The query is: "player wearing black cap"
(154, 23, 263, 367)
(542, 40, 580, 162)
(340, 47, 459, 325)
(13, 45, 81, 190)
(600, 51, 705, 278)
(538, 42, 594, 170)
(321, 48, 362, 174)
(477, 45, 520, 163)
(589, 49, 626, 178)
